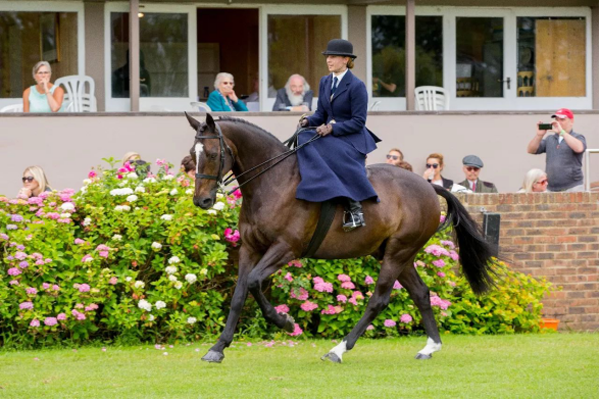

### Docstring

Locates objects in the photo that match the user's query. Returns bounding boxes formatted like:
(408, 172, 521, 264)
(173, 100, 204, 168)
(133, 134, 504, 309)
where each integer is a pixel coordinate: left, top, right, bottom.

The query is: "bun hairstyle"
(346, 58, 354, 69)
(427, 153, 444, 168)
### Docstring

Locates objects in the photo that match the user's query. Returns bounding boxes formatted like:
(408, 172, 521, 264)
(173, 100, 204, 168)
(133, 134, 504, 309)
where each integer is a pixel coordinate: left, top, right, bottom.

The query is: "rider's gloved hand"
(299, 118, 309, 128)
(316, 124, 333, 136)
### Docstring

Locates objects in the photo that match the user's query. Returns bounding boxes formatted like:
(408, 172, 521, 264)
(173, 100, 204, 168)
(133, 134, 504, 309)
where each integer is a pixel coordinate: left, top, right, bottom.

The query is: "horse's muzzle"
(193, 196, 214, 209)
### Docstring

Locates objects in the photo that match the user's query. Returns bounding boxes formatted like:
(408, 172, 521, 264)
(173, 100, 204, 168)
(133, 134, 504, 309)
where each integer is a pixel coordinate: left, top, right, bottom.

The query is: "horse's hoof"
(201, 350, 224, 363)
(415, 353, 432, 360)
(321, 352, 342, 363)
(281, 313, 296, 333)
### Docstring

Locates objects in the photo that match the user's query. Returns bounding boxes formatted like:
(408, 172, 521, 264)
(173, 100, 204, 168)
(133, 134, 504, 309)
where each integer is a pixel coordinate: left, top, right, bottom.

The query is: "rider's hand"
(316, 124, 333, 136)
(299, 118, 309, 127)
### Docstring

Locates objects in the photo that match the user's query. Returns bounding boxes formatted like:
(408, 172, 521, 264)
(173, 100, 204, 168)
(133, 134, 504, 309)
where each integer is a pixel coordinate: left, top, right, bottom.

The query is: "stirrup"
(342, 210, 365, 232)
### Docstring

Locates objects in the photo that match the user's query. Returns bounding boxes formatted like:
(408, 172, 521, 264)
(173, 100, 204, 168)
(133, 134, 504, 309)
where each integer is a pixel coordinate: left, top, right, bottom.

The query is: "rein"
(195, 119, 321, 195)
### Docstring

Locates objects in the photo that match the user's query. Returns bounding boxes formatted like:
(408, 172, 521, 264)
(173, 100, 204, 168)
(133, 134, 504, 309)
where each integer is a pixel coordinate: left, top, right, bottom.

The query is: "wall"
(457, 192, 599, 331)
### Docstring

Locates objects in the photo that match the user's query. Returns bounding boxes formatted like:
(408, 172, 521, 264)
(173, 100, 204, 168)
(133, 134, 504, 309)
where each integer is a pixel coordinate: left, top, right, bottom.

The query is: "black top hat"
(322, 39, 356, 58)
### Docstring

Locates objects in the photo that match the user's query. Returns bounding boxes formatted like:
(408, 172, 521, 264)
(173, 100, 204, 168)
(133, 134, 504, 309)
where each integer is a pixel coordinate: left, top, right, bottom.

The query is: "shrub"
(0, 158, 554, 348)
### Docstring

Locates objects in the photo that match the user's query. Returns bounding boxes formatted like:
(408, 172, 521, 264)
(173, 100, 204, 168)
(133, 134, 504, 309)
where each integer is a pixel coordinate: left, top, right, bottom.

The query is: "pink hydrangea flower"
(430, 295, 451, 310)
(52, 284, 60, 291)
(96, 244, 110, 252)
(341, 281, 355, 290)
(393, 280, 403, 290)
(364, 275, 375, 285)
(44, 317, 58, 326)
(74, 238, 86, 245)
(8, 268, 21, 276)
(81, 254, 93, 263)
(78, 284, 91, 293)
(42, 283, 50, 289)
(290, 287, 308, 301)
(321, 305, 342, 315)
(26, 287, 37, 295)
(437, 271, 446, 277)
(109, 277, 118, 285)
(424, 245, 450, 257)
(449, 251, 459, 261)
(30, 319, 40, 327)
(274, 304, 289, 314)
(352, 291, 364, 300)
(287, 260, 302, 268)
(232, 189, 242, 199)
(0, 233, 9, 240)
(57, 313, 67, 321)
(224, 228, 240, 245)
(440, 240, 455, 249)
(448, 281, 456, 287)
(312, 276, 324, 284)
(15, 251, 27, 260)
(314, 281, 333, 293)
(287, 323, 303, 337)
(284, 272, 293, 282)
(384, 319, 396, 327)
(88, 170, 97, 179)
(19, 301, 34, 310)
(432, 259, 446, 268)
(348, 297, 358, 306)
(99, 251, 109, 258)
(366, 324, 375, 331)
(300, 301, 318, 312)
(337, 274, 351, 282)
(19, 261, 29, 268)
(35, 260, 45, 266)
(336, 295, 347, 303)
(46, 212, 60, 220)
(9, 280, 19, 285)
(440, 214, 446, 223)
(400, 314, 413, 323)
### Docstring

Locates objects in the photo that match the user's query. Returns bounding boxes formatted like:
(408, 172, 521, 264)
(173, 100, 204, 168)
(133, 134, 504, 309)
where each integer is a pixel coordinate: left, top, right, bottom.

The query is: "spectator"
(122, 152, 150, 175)
(518, 169, 548, 193)
(23, 61, 64, 113)
(527, 108, 587, 192)
(112, 51, 151, 97)
(422, 153, 454, 190)
(206, 73, 248, 112)
(398, 160, 413, 172)
(272, 74, 314, 111)
(123, 152, 141, 164)
(181, 155, 196, 179)
(18, 166, 51, 198)
(385, 148, 404, 166)
(457, 155, 498, 193)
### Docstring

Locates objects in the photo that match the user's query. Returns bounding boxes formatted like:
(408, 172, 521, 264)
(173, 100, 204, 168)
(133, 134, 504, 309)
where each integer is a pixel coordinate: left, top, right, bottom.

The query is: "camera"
(538, 123, 553, 130)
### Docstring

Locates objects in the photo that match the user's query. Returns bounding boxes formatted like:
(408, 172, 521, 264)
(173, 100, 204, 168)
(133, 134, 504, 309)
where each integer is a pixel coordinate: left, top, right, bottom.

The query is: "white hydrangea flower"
(168, 256, 180, 264)
(169, 189, 178, 196)
(125, 277, 133, 282)
(151, 242, 162, 250)
(207, 210, 217, 215)
(83, 178, 92, 186)
(138, 299, 152, 312)
(110, 188, 134, 196)
(185, 189, 193, 195)
(216, 193, 224, 199)
(149, 314, 155, 321)
(60, 213, 71, 219)
(168, 275, 178, 282)
(212, 202, 225, 211)
(127, 172, 138, 179)
(83, 256, 94, 263)
(174, 281, 183, 290)
(80, 186, 87, 194)
(160, 214, 173, 221)
(142, 177, 157, 184)
(135, 186, 146, 193)
(165, 266, 178, 275)
(82, 217, 92, 226)
(112, 234, 122, 241)
(134, 280, 145, 289)
(185, 274, 197, 284)
(200, 268, 208, 275)
(60, 202, 75, 211)
(126, 195, 138, 202)
(187, 317, 197, 324)
(115, 205, 131, 212)
(162, 174, 175, 181)
(155, 301, 166, 310)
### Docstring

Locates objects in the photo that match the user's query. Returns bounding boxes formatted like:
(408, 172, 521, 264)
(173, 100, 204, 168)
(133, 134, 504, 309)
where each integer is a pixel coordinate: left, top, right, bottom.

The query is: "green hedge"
(0, 158, 554, 348)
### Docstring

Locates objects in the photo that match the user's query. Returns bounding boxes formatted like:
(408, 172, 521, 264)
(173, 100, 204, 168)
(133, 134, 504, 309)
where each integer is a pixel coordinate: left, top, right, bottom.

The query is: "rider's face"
(326, 56, 349, 74)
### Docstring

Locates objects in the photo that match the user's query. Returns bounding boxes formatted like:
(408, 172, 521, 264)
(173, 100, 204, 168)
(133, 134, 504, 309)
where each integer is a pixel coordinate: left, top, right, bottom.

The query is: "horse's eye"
(209, 153, 218, 160)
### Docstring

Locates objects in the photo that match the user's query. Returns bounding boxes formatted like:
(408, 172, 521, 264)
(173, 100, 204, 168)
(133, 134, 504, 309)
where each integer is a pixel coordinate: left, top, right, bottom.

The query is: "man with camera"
(527, 108, 587, 192)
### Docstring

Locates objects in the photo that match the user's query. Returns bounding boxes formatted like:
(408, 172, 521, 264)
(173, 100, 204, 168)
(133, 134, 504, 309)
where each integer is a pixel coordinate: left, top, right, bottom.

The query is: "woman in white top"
(22, 61, 64, 113)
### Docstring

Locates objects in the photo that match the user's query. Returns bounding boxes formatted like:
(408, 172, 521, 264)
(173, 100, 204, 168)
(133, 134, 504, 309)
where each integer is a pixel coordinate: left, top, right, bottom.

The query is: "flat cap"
(462, 155, 483, 168)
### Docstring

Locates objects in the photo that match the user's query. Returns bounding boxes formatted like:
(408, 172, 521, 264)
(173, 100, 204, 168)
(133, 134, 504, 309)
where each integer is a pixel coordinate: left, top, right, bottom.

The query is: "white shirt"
(332, 68, 349, 89)
(468, 179, 478, 190)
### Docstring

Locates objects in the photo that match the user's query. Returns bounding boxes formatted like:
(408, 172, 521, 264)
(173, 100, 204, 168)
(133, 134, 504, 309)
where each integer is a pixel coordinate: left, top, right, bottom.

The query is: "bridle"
(194, 122, 233, 192)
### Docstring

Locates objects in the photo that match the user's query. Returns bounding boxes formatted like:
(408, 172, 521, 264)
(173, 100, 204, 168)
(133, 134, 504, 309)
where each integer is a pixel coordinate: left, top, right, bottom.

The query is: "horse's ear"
(185, 111, 201, 132)
(205, 113, 216, 133)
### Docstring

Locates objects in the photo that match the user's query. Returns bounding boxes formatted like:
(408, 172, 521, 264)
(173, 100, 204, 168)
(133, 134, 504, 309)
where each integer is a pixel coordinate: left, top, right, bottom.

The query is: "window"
(371, 15, 443, 97)
(110, 12, 188, 98)
(517, 17, 585, 97)
(0, 12, 78, 98)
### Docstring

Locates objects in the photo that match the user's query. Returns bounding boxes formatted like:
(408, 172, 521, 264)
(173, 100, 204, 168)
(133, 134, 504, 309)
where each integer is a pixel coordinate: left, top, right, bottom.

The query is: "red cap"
(551, 108, 574, 120)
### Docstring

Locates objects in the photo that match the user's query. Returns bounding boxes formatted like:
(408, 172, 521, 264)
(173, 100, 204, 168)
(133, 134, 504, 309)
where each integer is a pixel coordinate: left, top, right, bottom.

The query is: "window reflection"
(111, 12, 188, 98)
(371, 15, 443, 97)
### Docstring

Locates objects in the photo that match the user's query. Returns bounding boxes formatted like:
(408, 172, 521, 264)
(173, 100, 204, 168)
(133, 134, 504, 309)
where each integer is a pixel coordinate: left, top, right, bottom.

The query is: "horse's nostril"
(201, 198, 212, 207)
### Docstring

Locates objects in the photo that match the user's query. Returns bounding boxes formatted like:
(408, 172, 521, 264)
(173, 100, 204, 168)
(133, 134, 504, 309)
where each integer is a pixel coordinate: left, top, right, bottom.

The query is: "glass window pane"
(456, 17, 503, 98)
(111, 12, 188, 98)
(371, 15, 443, 97)
(517, 17, 585, 97)
(0, 12, 78, 99)
(268, 15, 340, 98)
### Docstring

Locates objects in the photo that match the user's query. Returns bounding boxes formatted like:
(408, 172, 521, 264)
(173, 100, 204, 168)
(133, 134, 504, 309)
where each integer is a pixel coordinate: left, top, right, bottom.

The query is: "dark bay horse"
(186, 113, 496, 363)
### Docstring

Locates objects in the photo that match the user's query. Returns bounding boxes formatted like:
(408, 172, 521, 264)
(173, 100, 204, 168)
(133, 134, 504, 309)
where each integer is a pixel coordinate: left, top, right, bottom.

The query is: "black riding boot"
(342, 198, 366, 232)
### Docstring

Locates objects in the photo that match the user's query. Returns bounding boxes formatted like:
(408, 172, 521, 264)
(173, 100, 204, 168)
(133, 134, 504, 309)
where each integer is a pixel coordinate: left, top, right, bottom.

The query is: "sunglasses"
(222, 82, 234, 85)
(535, 179, 548, 185)
(465, 166, 480, 172)
(386, 154, 399, 161)
(426, 163, 439, 169)
(22, 176, 35, 183)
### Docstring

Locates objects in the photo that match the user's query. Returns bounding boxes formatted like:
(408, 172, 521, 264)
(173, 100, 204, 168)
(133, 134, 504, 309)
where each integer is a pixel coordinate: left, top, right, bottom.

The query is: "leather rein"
(194, 120, 321, 195)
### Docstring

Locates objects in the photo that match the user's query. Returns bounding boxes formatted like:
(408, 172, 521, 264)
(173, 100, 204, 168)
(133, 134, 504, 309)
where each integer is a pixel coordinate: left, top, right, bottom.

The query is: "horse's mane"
(217, 116, 287, 148)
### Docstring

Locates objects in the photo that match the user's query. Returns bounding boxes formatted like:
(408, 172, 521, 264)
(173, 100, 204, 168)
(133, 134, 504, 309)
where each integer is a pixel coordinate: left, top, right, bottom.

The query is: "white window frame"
(0, 1, 85, 108)
(260, 5, 348, 112)
(104, 2, 197, 112)
(366, 6, 592, 111)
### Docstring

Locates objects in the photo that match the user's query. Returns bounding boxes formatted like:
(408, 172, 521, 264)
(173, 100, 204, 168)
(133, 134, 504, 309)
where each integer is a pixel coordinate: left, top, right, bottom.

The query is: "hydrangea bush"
(0, 158, 554, 348)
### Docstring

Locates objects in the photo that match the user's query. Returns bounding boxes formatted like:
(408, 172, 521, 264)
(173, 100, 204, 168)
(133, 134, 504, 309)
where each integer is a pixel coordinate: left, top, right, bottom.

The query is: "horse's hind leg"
(398, 265, 442, 359)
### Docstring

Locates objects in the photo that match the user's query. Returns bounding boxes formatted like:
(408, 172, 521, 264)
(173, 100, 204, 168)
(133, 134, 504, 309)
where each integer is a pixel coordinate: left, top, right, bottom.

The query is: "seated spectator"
(457, 155, 498, 193)
(385, 148, 404, 166)
(518, 169, 548, 193)
(398, 160, 413, 172)
(23, 61, 64, 113)
(181, 155, 196, 179)
(207, 73, 248, 112)
(422, 153, 454, 190)
(272, 74, 313, 111)
(527, 108, 586, 192)
(18, 166, 52, 198)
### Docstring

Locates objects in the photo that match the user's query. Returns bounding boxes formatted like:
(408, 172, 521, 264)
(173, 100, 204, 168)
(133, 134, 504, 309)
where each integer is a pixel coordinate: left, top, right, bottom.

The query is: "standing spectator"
(272, 74, 313, 111)
(18, 166, 52, 198)
(518, 169, 548, 193)
(385, 148, 404, 166)
(527, 108, 587, 192)
(206, 73, 248, 112)
(457, 155, 498, 193)
(23, 61, 64, 113)
(181, 155, 196, 180)
(422, 153, 453, 190)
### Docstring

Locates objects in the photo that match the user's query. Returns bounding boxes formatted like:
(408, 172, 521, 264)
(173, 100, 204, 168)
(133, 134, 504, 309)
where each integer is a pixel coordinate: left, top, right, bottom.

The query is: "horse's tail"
(433, 185, 497, 294)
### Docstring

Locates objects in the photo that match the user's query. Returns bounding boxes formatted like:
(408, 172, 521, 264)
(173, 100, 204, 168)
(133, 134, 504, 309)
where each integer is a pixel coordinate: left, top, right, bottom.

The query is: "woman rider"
(298, 39, 381, 232)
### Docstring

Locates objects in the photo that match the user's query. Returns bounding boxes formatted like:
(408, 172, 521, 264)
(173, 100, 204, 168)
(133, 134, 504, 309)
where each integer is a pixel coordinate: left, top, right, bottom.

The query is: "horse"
(186, 113, 496, 363)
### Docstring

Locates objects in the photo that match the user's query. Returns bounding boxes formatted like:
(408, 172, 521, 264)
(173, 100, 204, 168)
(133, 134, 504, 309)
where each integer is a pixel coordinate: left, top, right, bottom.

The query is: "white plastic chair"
(190, 101, 212, 112)
(0, 103, 23, 113)
(55, 75, 97, 112)
(414, 86, 449, 111)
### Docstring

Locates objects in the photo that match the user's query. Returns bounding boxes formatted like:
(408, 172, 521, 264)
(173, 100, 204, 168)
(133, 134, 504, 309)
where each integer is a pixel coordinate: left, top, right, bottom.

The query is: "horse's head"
(186, 112, 234, 209)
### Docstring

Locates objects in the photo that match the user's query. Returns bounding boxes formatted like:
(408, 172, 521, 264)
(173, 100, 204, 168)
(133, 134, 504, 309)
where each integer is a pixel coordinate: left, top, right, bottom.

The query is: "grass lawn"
(0, 333, 597, 399)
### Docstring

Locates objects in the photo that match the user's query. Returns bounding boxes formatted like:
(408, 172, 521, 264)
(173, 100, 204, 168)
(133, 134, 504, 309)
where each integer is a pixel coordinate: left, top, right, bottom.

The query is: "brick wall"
(455, 192, 599, 332)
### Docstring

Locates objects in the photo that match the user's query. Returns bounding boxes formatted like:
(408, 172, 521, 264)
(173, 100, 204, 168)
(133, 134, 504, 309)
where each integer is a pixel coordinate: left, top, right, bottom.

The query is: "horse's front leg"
(247, 241, 296, 332)
(202, 245, 259, 363)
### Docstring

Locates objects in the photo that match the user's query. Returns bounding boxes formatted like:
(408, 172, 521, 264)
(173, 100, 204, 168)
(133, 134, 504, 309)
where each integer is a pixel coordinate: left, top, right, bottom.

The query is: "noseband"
(194, 122, 233, 187)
